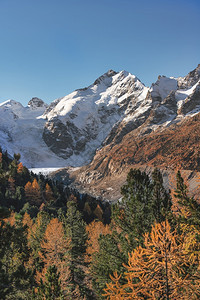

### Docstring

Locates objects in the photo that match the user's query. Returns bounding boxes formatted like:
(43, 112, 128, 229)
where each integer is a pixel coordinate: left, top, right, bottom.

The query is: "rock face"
(178, 64, 200, 89)
(28, 97, 48, 109)
(178, 83, 200, 115)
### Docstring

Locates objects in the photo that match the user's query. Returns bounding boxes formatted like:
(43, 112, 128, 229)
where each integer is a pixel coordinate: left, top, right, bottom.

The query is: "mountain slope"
(59, 111, 200, 201)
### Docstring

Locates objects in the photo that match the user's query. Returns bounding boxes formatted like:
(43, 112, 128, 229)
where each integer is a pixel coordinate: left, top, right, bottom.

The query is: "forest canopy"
(0, 148, 200, 299)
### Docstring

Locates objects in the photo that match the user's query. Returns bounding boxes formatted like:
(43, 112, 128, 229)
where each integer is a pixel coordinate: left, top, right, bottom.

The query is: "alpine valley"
(1, 64, 200, 201)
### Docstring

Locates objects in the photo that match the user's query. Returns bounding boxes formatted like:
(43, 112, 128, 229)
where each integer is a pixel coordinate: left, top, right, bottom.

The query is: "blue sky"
(0, 0, 199, 105)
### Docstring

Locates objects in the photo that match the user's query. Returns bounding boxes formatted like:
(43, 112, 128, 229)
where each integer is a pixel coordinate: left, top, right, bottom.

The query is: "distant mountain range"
(1, 64, 200, 200)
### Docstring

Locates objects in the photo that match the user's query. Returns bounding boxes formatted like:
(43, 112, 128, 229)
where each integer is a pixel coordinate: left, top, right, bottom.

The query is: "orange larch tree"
(25, 179, 42, 206)
(86, 220, 111, 264)
(93, 204, 104, 222)
(22, 212, 33, 242)
(17, 162, 23, 173)
(45, 183, 54, 203)
(0, 152, 2, 167)
(24, 181, 33, 203)
(36, 218, 72, 295)
(3, 211, 16, 226)
(104, 221, 200, 300)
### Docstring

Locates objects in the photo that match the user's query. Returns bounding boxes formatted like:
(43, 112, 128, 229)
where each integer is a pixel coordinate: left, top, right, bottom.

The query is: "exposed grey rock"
(43, 98, 61, 115)
(43, 119, 74, 158)
(43, 116, 99, 159)
(28, 97, 48, 109)
(161, 91, 177, 112)
(179, 83, 200, 115)
(93, 69, 117, 85)
(178, 64, 200, 89)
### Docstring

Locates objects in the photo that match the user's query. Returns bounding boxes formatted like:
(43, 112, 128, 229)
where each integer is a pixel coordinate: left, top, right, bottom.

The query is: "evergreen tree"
(151, 168, 172, 223)
(0, 218, 33, 299)
(175, 170, 200, 227)
(173, 171, 200, 269)
(28, 211, 50, 270)
(61, 196, 88, 297)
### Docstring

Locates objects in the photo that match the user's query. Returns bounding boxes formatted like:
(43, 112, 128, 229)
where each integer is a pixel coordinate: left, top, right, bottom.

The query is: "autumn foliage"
(86, 220, 111, 263)
(25, 178, 42, 205)
(45, 183, 54, 202)
(104, 221, 200, 299)
(1, 147, 200, 299)
(17, 162, 23, 173)
(36, 218, 71, 292)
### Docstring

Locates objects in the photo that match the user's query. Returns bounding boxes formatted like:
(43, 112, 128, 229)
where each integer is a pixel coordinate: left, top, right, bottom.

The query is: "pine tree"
(175, 170, 200, 226)
(28, 211, 50, 270)
(173, 171, 200, 267)
(85, 221, 111, 298)
(113, 168, 155, 250)
(61, 196, 88, 297)
(14, 153, 21, 162)
(151, 168, 172, 223)
(0, 218, 33, 299)
(22, 212, 34, 242)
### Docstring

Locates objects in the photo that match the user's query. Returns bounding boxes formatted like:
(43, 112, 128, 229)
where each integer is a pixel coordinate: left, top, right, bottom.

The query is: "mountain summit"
(41, 70, 146, 165)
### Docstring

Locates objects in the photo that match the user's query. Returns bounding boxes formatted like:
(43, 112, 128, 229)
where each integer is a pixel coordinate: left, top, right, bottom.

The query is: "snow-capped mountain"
(0, 98, 67, 167)
(0, 65, 200, 169)
(41, 70, 147, 165)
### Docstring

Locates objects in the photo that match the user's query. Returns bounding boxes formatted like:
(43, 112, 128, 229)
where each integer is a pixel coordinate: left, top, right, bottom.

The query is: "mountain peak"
(106, 69, 117, 76)
(28, 97, 48, 109)
(0, 99, 23, 108)
(93, 70, 118, 86)
(178, 63, 200, 89)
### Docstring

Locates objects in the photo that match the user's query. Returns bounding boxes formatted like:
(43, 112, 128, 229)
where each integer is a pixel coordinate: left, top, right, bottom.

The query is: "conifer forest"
(0, 149, 200, 299)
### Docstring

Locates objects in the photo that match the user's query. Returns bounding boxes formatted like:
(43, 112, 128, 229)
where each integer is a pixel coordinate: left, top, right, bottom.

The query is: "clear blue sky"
(0, 0, 199, 106)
